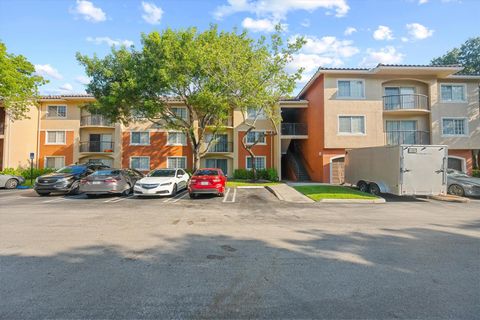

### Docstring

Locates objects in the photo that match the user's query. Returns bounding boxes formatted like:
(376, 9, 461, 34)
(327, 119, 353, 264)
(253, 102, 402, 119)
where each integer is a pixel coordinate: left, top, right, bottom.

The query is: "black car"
(34, 164, 108, 196)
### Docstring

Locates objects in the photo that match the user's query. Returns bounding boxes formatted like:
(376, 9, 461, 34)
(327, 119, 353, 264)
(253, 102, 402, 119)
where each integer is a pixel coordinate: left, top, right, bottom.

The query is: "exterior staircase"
(286, 147, 310, 181)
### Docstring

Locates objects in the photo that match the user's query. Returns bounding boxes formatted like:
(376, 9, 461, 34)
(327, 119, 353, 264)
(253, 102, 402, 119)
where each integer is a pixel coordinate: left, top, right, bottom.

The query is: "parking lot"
(1, 188, 479, 319)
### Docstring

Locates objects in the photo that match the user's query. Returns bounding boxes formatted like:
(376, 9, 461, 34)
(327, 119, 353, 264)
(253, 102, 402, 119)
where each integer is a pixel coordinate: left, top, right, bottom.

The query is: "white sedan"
(134, 168, 189, 197)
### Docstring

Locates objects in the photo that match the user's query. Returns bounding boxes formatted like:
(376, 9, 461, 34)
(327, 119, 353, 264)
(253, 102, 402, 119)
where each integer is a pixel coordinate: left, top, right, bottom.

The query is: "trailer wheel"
(368, 183, 381, 196)
(357, 181, 368, 193)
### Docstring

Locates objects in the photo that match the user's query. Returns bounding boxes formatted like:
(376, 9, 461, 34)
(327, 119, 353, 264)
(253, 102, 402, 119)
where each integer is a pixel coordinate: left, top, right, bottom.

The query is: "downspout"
(36, 103, 41, 168)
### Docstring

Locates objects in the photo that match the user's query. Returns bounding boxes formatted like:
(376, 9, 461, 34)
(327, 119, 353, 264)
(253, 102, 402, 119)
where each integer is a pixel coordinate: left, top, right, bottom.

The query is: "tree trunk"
(193, 145, 201, 172)
(247, 149, 257, 181)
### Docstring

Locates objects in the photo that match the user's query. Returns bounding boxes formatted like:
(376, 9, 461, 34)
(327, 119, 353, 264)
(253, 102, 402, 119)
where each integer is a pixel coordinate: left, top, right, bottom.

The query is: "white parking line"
(107, 195, 135, 203)
(43, 197, 68, 203)
(171, 191, 189, 203)
(231, 188, 237, 203)
(164, 190, 187, 203)
(103, 197, 122, 203)
(222, 188, 231, 203)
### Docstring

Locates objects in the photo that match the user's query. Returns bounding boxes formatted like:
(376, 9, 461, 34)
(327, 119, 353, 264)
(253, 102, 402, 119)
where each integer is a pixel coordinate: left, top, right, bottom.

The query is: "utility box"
(345, 145, 448, 196)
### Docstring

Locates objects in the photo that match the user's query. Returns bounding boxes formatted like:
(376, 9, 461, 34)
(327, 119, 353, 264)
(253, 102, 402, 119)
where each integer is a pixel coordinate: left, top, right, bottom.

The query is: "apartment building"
(282, 64, 480, 183)
(0, 95, 281, 176)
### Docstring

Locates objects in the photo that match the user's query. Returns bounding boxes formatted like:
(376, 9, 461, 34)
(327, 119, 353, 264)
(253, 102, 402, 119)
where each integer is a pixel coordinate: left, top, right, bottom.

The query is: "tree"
(77, 26, 304, 172)
(431, 37, 480, 74)
(0, 41, 46, 119)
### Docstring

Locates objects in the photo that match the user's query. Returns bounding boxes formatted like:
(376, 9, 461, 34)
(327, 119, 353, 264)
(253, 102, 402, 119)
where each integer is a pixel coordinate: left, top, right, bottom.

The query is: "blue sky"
(1, 0, 478, 95)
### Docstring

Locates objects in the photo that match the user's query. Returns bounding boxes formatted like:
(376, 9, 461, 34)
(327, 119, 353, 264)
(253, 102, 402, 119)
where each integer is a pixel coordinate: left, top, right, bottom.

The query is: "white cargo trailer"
(344, 145, 448, 196)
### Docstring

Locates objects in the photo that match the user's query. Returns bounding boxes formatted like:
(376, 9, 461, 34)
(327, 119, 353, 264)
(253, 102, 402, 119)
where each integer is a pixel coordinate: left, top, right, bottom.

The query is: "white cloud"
(86, 36, 134, 47)
(401, 37, 409, 42)
(287, 53, 343, 82)
(301, 19, 310, 27)
(406, 23, 434, 40)
(214, 0, 350, 20)
(373, 25, 394, 40)
(360, 46, 405, 67)
(75, 76, 90, 85)
(71, 0, 106, 22)
(34, 64, 63, 80)
(241, 17, 276, 32)
(59, 83, 74, 92)
(418, 0, 428, 4)
(141, 1, 163, 24)
(344, 27, 357, 36)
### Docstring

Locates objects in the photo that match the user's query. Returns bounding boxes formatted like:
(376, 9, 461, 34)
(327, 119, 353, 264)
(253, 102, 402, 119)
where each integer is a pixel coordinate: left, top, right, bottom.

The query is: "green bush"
(0, 167, 55, 180)
(473, 169, 480, 178)
(233, 168, 279, 181)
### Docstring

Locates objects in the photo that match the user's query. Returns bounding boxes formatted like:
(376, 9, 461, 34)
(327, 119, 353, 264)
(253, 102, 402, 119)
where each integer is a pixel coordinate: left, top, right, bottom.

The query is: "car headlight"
(160, 182, 172, 186)
(35, 177, 39, 183)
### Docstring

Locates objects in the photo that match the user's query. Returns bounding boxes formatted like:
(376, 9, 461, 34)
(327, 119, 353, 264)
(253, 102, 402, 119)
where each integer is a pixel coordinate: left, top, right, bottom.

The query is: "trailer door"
(401, 146, 446, 195)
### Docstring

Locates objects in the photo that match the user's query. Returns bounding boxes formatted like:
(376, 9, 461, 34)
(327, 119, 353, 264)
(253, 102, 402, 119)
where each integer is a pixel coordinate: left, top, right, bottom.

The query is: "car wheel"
(448, 184, 465, 197)
(122, 184, 132, 196)
(171, 184, 177, 197)
(357, 180, 368, 193)
(37, 192, 50, 196)
(69, 182, 80, 195)
(368, 183, 381, 196)
(218, 192, 225, 197)
(189, 193, 196, 199)
(5, 178, 19, 189)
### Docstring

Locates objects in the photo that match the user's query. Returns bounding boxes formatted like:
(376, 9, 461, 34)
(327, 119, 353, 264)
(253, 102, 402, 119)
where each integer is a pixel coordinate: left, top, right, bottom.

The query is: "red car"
(188, 168, 227, 198)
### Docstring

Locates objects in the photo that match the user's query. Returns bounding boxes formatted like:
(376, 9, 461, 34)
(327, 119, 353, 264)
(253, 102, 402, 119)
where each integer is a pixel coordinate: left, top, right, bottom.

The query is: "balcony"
(0, 122, 4, 135)
(207, 141, 233, 153)
(281, 123, 308, 137)
(206, 116, 233, 127)
(385, 131, 430, 145)
(383, 94, 429, 113)
(80, 115, 114, 127)
(80, 141, 115, 153)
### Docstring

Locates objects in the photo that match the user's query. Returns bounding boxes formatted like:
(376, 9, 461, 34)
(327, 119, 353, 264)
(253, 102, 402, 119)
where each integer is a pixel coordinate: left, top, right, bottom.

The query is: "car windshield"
(447, 169, 470, 178)
(194, 169, 219, 176)
(91, 170, 122, 176)
(55, 166, 85, 174)
(149, 169, 176, 177)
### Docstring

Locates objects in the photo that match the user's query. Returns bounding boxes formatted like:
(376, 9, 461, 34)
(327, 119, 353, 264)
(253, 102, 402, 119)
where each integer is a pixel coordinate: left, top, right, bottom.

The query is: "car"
(134, 168, 189, 197)
(80, 168, 144, 198)
(447, 169, 480, 197)
(188, 168, 226, 198)
(0, 174, 25, 189)
(34, 164, 101, 196)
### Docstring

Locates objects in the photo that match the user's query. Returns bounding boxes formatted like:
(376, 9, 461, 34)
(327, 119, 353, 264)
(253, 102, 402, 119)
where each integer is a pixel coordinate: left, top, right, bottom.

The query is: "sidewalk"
(266, 184, 314, 203)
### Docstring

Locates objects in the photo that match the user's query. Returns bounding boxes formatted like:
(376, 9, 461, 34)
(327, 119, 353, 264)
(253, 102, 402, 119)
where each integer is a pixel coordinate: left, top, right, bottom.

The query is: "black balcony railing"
(80, 115, 114, 127)
(281, 123, 308, 136)
(383, 94, 429, 111)
(0, 122, 4, 135)
(80, 141, 115, 153)
(207, 141, 233, 152)
(385, 130, 430, 145)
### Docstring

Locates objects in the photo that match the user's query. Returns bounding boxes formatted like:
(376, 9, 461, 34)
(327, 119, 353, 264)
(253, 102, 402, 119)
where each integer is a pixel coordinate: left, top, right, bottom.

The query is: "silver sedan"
(0, 174, 25, 189)
(80, 169, 144, 197)
(447, 169, 480, 197)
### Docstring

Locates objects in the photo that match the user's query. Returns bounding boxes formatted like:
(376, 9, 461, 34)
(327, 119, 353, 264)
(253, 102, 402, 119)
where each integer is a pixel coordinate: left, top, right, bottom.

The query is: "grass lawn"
(226, 179, 282, 187)
(294, 185, 378, 201)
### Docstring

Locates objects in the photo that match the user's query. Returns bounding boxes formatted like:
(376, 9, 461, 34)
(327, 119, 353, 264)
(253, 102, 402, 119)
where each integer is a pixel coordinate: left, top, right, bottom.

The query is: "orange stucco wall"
(449, 149, 473, 175)
(39, 131, 74, 168)
(237, 132, 274, 169)
(122, 131, 193, 171)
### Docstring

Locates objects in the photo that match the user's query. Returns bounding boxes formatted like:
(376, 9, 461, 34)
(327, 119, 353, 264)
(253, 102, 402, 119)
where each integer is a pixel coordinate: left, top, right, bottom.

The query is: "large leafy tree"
(0, 41, 46, 119)
(431, 37, 480, 74)
(77, 26, 304, 172)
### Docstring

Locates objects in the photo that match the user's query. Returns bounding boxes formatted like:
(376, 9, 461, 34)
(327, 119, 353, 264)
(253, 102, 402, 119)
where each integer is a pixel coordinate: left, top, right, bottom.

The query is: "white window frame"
(170, 107, 188, 121)
(336, 79, 366, 99)
(246, 107, 267, 120)
(245, 156, 266, 170)
(337, 115, 366, 136)
(441, 117, 469, 137)
(129, 131, 150, 146)
(245, 130, 267, 145)
(45, 130, 67, 145)
(167, 156, 187, 169)
(44, 156, 65, 169)
(46, 105, 67, 119)
(129, 156, 150, 171)
(448, 156, 467, 173)
(167, 131, 187, 146)
(439, 83, 467, 103)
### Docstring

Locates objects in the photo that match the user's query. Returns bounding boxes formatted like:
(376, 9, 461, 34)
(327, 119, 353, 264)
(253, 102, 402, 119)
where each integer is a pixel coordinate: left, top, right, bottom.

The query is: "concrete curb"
(265, 186, 285, 201)
(236, 186, 265, 189)
(318, 198, 386, 204)
(429, 195, 470, 203)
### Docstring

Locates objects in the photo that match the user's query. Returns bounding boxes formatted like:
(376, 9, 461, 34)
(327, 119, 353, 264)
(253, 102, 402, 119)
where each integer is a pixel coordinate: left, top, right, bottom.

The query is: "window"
(337, 80, 365, 98)
(167, 157, 187, 169)
(47, 105, 67, 118)
(246, 156, 266, 170)
(440, 84, 466, 102)
(245, 131, 266, 144)
(171, 107, 188, 121)
(130, 132, 150, 145)
(167, 132, 187, 146)
(45, 157, 65, 169)
(46, 131, 66, 144)
(247, 107, 266, 119)
(338, 116, 365, 134)
(130, 157, 150, 171)
(442, 118, 467, 136)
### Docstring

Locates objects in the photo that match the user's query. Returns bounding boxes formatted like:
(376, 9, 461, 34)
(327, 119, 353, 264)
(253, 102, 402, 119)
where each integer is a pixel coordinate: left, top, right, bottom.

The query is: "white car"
(134, 168, 189, 197)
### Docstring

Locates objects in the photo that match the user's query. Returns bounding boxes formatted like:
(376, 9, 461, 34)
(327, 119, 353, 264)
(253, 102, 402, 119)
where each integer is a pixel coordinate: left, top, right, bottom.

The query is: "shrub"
(232, 168, 279, 181)
(473, 169, 480, 178)
(0, 167, 55, 179)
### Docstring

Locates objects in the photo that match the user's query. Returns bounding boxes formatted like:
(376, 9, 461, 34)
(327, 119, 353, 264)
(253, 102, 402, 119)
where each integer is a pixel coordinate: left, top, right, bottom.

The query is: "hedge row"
(0, 167, 56, 180)
(473, 169, 480, 178)
(232, 168, 279, 181)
